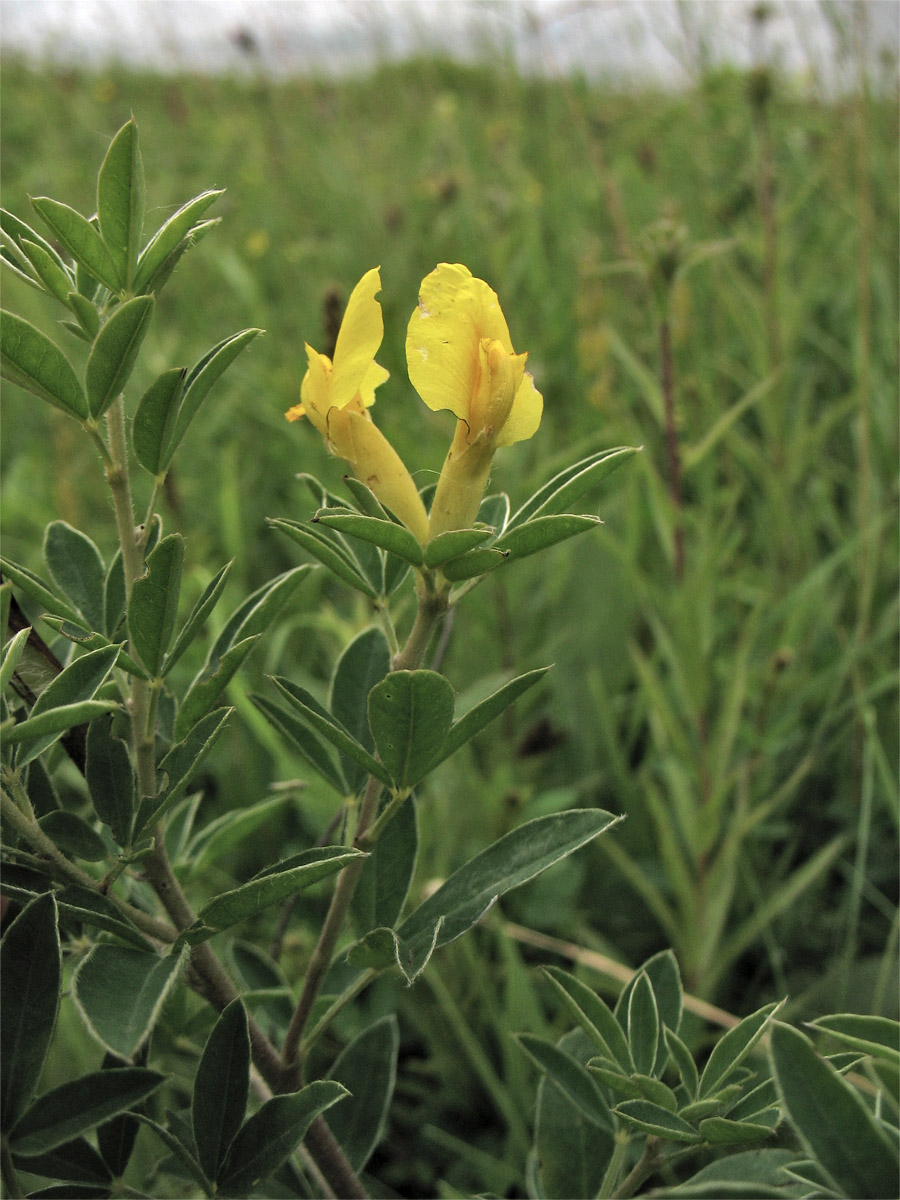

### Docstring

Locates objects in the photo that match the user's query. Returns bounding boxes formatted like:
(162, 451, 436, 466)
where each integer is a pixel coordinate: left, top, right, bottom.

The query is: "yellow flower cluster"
(286, 264, 542, 548)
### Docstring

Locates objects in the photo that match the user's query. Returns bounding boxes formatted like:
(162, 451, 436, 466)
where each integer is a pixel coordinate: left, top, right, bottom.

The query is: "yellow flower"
(406, 263, 542, 538)
(286, 268, 430, 545)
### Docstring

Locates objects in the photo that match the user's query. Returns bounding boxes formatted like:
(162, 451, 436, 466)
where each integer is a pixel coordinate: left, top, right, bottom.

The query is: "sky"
(1, 0, 897, 88)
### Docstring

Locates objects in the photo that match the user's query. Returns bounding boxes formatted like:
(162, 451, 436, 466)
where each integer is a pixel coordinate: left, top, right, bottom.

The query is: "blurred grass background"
(2, 5, 898, 1191)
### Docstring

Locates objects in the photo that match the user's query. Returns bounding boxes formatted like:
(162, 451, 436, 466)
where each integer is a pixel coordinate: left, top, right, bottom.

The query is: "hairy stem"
(612, 1137, 663, 1200)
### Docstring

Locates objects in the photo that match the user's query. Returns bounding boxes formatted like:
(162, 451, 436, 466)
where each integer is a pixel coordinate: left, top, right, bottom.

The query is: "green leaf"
(14, 643, 119, 765)
(541, 966, 633, 1072)
(698, 1116, 777, 1146)
(267, 517, 376, 597)
(509, 446, 639, 527)
(809, 1015, 900, 1067)
(55, 887, 152, 952)
(133, 189, 223, 294)
(699, 1001, 782, 1098)
(72, 945, 187, 1058)
(13, 1136, 112, 1187)
(1, 626, 31, 694)
(535, 1029, 613, 1200)
(397, 809, 621, 978)
(1, 310, 88, 420)
(218, 1081, 348, 1196)
(665, 1027, 699, 1100)
(67, 290, 101, 339)
(424, 528, 494, 568)
(167, 328, 262, 455)
(38, 811, 108, 861)
(44, 521, 106, 632)
(85, 295, 154, 419)
(192, 999, 249, 1184)
(270, 676, 393, 787)
(325, 1016, 399, 1172)
(162, 562, 232, 676)
(132, 1112, 212, 1197)
(0, 557, 82, 626)
(352, 793, 418, 934)
(658, 1149, 799, 1198)
(96, 1051, 144, 1180)
(38, 618, 145, 678)
(1, 208, 72, 277)
(31, 196, 122, 292)
(251, 694, 347, 794)
(614, 1099, 702, 1143)
(173, 635, 258, 740)
(104, 550, 126, 638)
(205, 566, 310, 672)
(441, 546, 508, 581)
(188, 847, 365, 940)
(132, 366, 186, 475)
(97, 119, 144, 290)
(330, 626, 391, 795)
(9, 1069, 165, 1156)
(428, 667, 550, 771)
(769, 1021, 899, 1200)
(615, 949, 682, 1073)
(137, 708, 232, 835)
(515, 1033, 611, 1128)
(367, 670, 455, 789)
(86, 716, 135, 846)
(18, 238, 74, 304)
(128, 533, 183, 676)
(6, 700, 119, 755)
(313, 509, 424, 566)
(628, 973, 660, 1077)
(495, 514, 602, 560)
(1, 894, 61, 1128)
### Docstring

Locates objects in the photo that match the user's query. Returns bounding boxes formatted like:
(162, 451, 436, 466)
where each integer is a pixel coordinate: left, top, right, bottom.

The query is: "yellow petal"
(407, 263, 514, 423)
(300, 344, 332, 436)
(359, 360, 389, 409)
(330, 267, 384, 409)
(495, 370, 543, 447)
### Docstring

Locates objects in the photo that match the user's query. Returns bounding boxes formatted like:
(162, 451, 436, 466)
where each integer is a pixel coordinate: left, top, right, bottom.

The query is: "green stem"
(659, 315, 684, 581)
(105, 398, 142, 599)
(596, 1130, 631, 1199)
(611, 1136, 663, 1200)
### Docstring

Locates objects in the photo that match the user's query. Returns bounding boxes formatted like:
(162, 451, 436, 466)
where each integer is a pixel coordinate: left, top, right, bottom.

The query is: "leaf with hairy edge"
(12, 1136, 112, 1187)
(699, 1000, 783, 1098)
(185, 848, 365, 942)
(424, 528, 494, 568)
(14, 643, 119, 765)
(1, 208, 71, 276)
(55, 887, 152, 952)
(163, 563, 233, 677)
(441, 547, 508, 581)
(397, 810, 621, 978)
(72, 945, 187, 1058)
(9, 1070, 165, 1156)
(368, 670, 455, 790)
(325, 1016, 399, 1172)
(509, 446, 639, 527)
(352, 793, 418, 934)
(330, 626, 391, 795)
(495, 514, 602, 560)
(270, 675, 393, 787)
(541, 966, 633, 1073)
(1, 627, 31, 694)
(86, 716, 135, 846)
(205, 566, 310, 672)
(769, 1021, 899, 1200)
(267, 517, 376, 597)
(431, 667, 550, 771)
(132, 367, 186, 475)
(615, 949, 682, 1074)
(808, 1014, 900, 1066)
(1, 310, 88, 420)
(135, 708, 232, 836)
(18, 238, 74, 304)
(6, 701, 119, 754)
(128, 534, 183, 676)
(192, 999, 249, 1183)
(627, 973, 660, 1077)
(39, 618, 147, 678)
(614, 1100, 701, 1143)
(132, 1113, 212, 1196)
(85, 295, 154, 419)
(132, 188, 223, 294)
(185, 795, 290, 873)
(173, 635, 258, 740)
(515, 1033, 611, 1128)
(167, 328, 262, 454)
(250, 694, 347, 794)
(0, 557, 83, 626)
(44, 521, 106, 633)
(31, 196, 122, 292)
(37, 811, 108, 861)
(1, 895, 61, 1128)
(313, 509, 424, 566)
(97, 119, 144, 289)
(217, 1081, 348, 1196)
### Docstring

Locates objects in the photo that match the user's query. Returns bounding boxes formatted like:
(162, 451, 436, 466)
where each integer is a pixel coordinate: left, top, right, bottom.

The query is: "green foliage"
(0, 41, 896, 1196)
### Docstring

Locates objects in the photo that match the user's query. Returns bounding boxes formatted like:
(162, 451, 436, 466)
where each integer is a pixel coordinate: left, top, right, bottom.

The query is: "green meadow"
(1, 43, 897, 1196)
